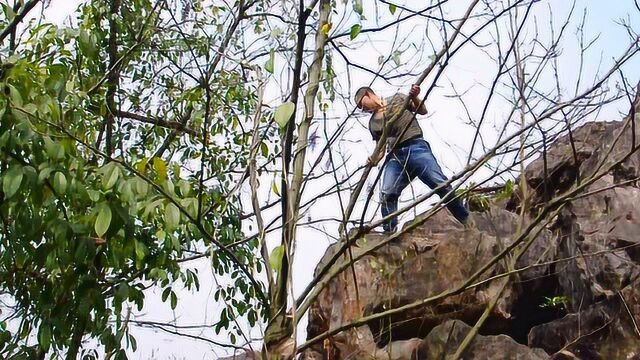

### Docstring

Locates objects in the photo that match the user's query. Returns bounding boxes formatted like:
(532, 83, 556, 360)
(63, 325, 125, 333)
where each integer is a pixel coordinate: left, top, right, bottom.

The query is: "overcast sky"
(16, 0, 640, 358)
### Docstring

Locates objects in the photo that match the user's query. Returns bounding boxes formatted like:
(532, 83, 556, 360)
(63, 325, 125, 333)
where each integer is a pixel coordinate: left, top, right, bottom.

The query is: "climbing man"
(354, 84, 470, 233)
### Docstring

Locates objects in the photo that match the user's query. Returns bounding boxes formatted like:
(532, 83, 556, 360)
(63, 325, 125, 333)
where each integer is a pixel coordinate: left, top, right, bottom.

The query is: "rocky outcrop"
(417, 320, 548, 360)
(303, 90, 640, 359)
(305, 208, 559, 359)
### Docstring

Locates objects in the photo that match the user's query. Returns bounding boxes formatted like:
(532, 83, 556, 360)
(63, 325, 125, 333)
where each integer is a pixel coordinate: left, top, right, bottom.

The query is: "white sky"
(10, 0, 640, 358)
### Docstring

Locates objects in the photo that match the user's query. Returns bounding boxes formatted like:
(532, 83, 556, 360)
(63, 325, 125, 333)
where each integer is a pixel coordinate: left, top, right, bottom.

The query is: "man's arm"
(368, 115, 385, 166)
(410, 97, 428, 115)
(408, 84, 427, 115)
(368, 139, 385, 166)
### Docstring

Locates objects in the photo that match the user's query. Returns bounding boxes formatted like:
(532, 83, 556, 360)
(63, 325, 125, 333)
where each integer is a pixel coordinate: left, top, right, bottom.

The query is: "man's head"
(354, 86, 381, 112)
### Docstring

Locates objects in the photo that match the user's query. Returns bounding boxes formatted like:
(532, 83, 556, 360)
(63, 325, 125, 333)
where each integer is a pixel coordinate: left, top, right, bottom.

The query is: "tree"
(1, 0, 265, 357)
(0, 0, 638, 358)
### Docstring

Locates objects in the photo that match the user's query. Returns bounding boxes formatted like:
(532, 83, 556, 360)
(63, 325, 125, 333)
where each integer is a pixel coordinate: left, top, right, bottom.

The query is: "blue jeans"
(381, 138, 469, 232)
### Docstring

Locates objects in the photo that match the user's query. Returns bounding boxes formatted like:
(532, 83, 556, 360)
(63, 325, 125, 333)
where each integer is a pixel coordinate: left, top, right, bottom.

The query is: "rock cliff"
(303, 91, 640, 359)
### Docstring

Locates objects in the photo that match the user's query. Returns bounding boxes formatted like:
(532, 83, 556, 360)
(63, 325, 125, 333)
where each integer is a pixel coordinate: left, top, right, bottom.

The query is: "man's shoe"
(382, 227, 397, 235)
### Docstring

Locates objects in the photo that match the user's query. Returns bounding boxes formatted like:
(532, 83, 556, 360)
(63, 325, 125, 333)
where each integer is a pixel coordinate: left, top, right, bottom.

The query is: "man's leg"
(381, 153, 412, 232)
(409, 141, 469, 223)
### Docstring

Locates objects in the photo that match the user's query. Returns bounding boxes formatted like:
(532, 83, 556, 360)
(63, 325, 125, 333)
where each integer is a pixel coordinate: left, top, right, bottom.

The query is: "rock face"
(305, 209, 558, 359)
(304, 92, 640, 359)
(417, 320, 548, 360)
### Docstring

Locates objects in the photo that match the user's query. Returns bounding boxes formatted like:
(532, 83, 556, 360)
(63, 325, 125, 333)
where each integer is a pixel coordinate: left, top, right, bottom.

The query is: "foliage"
(540, 295, 569, 310)
(0, 0, 270, 356)
(456, 183, 490, 212)
(496, 179, 515, 202)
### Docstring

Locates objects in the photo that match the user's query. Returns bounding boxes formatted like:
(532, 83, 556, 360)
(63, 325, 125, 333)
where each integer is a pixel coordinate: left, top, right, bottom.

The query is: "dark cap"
(354, 86, 374, 108)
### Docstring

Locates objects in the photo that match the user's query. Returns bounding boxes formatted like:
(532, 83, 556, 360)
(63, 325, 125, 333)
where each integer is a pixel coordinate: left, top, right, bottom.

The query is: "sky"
(10, 0, 640, 358)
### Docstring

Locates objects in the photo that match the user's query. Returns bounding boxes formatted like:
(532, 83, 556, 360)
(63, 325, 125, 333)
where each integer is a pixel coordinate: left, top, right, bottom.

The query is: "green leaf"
(178, 180, 190, 196)
(269, 245, 286, 273)
(274, 102, 295, 128)
(165, 203, 180, 230)
(164, 178, 175, 195)
(5, 4, 15, 21)
(162, 287, 171, 302)
(38, 324, 51, 352)
(95, 204, 112, 237)
(0, 129, 9, 148)
(135, 240, 147, 261)
(135, 157, 149, 173)
(88, 190, 101, 202)
(129, 335, 137, 352)
(143, 198, 164, 219)
(182, 197, 198, 218)
(265, 49, 275, 74)
(350, 24, 362, 40)
(389, 3, 397, 14)
(120, 180, 134, 202)
(354, 0, 363, 15)
(270, 27, 283, 38)
(115, 350, 127, 360)
(43, 137, 65, 160)
(116, 283, 129, 300)
(53, 172, 67, 195)
(103, 163, 120, 190)
(150, 266, 167, 281)
(153, 157, 168, 182)
(23, 103, 38, 115)
(135, 178, 149, 196)
(170, 291, 177, 310)
(392, 51, 401, 66)
(11, 106, 27, 124)
(7, 84, 23, 106)
(78, 29, 96, 57)
(2, 167, 23, 199)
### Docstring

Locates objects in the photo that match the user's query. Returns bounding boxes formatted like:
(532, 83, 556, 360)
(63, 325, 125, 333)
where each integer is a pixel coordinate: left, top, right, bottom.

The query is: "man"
(354, 84, 470, 233)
